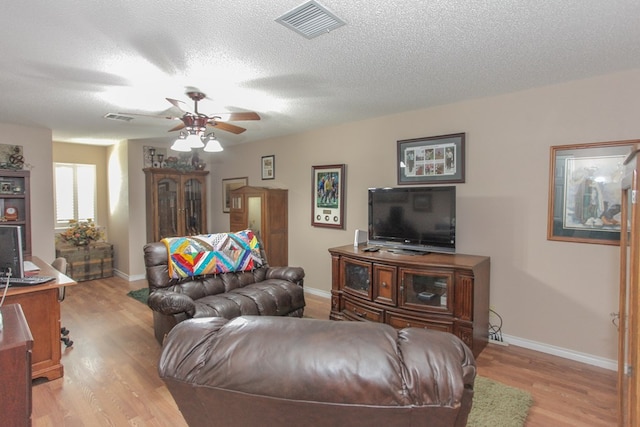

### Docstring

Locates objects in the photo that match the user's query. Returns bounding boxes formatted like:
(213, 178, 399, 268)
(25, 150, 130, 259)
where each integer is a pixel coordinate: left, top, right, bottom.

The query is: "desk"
(0, 304, 33, 426)
(3, 257, 76, 380)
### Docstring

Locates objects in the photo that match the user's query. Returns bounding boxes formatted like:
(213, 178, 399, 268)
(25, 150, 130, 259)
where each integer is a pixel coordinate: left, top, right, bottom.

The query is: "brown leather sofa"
(143, 237, 305, 344)
(158, 316, 476, 427)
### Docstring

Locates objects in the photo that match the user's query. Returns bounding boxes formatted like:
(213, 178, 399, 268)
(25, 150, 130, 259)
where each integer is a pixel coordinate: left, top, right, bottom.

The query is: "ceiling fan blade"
(166, 97, 188, 111)
(168, 122, 186, 132)
(117, 112, 180, 120)
(208, 120, 246, 134)
(210, 112, 260, 121)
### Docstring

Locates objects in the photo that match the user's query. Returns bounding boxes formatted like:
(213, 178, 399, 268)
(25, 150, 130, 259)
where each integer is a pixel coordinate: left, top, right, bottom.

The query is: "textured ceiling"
(1, 0, 639, 146)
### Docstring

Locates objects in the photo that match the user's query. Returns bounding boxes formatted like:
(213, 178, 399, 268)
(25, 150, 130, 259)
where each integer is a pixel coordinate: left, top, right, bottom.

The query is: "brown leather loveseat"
(143, 230, 305, 344)
(158, 316, 476, 427)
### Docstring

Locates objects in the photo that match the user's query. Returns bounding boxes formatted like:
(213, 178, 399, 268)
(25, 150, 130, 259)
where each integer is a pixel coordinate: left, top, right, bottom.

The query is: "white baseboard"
(303, 287, 617, 371)
(304, 287, 331, 299)
(113, 269, 146, 282)
(501, 333, 617, 371)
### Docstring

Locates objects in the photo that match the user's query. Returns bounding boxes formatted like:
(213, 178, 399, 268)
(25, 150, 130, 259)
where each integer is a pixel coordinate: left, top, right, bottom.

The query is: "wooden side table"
(0, 304, 34, 427)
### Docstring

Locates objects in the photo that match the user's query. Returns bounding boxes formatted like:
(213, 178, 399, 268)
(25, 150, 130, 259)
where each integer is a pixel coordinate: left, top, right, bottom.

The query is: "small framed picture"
(312, 164, 346, 229)
(0, 181, 13, 194)
(261, 155, 275, 180)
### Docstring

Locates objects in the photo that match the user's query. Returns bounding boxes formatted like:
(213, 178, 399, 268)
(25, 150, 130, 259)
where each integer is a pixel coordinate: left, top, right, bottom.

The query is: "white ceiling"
(1, 0, 639, 147)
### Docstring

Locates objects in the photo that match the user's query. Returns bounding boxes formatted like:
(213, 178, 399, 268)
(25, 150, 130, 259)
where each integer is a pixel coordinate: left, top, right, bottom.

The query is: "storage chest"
(55, 242, 114, 282)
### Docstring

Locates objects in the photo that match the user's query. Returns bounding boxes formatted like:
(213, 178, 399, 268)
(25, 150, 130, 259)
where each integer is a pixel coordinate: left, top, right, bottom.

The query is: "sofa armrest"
(148, 289, 196, 317)
(265, 266, 305, 286)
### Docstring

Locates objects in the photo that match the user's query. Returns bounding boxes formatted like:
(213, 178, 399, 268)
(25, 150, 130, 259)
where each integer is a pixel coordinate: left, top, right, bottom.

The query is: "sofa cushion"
(192, 279, 305, 319)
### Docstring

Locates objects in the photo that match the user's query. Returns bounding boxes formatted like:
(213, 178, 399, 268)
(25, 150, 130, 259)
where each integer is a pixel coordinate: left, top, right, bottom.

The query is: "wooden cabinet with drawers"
(329, 244, 490, 357)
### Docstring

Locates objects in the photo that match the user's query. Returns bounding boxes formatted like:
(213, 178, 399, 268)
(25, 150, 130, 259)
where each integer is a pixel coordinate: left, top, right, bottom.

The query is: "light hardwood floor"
(31, 275, 617, 426)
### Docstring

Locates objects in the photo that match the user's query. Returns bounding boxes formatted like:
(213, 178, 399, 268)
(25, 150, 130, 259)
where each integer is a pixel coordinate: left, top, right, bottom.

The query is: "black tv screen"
(368, 186, 456, 254)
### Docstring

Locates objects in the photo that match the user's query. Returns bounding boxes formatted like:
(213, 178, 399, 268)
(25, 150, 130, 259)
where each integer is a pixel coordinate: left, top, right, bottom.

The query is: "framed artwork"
(312, 164, 345, 229)
(222, 177, 248, 213)
(547, 139, 637, 245)
(261, 155, 275, 180)
(0, 181, 13, 194)
(397, 133, 465, 184)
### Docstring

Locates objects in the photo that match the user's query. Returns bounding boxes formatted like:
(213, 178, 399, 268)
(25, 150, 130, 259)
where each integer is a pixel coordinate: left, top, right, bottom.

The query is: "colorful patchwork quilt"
(162, 230, 263, 279)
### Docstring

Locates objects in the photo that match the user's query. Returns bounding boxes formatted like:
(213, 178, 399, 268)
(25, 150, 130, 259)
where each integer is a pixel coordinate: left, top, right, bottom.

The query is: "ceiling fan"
(119, 90, 260, 135)
(119, 90, 260, 152)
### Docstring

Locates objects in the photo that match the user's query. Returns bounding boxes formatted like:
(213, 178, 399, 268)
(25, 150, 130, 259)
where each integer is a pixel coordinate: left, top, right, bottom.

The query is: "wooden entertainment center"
(329, 245, 490, 357)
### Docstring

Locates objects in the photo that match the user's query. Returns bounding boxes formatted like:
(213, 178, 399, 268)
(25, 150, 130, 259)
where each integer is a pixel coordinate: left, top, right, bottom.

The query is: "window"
(54, 163, 97, 228)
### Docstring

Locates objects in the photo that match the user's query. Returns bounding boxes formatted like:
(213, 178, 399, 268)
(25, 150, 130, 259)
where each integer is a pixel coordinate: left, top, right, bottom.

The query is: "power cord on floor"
(489, 308, 503, 342)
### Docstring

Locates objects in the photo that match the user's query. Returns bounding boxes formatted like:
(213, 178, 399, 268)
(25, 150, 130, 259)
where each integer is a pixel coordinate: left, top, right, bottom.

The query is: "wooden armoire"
(229, 186, 288, 266)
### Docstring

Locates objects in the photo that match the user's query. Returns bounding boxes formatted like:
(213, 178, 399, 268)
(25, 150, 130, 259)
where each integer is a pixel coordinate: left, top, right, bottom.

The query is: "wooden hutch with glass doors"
(144, 168, 208, 242)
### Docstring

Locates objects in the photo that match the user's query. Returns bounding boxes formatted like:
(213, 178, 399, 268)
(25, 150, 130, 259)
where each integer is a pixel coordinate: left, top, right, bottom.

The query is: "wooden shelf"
(0, 169, 31, 256)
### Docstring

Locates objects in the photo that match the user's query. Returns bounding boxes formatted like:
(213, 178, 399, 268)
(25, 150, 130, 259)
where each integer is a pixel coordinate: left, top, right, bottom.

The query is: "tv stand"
(329, 244, 490, 357)
(386, 248, 428, 256)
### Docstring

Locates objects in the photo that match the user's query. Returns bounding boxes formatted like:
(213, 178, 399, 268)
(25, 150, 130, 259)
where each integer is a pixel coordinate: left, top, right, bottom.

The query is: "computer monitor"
(0, 225, 24, 279)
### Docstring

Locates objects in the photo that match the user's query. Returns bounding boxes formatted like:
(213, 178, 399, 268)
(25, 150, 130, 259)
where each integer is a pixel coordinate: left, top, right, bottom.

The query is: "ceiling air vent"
(276, 0, 346, 39)
(104, 113, 134, 122)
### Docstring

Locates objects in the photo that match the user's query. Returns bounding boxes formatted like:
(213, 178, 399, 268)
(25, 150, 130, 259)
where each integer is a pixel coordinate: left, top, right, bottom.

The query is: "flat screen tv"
(368, 186, 456, 254)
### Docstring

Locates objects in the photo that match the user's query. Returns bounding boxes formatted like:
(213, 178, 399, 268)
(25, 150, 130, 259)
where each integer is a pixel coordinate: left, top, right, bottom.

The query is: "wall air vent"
(103, 113, 133, 122)
(275, 0, 346, 39)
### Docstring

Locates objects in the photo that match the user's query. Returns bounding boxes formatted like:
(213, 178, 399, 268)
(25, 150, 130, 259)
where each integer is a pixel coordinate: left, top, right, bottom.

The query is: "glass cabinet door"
(157, 176, 178, 239)
(341, 258, 372, 299)
(399, 268, 454, 314)
(183, 177, 204, 235)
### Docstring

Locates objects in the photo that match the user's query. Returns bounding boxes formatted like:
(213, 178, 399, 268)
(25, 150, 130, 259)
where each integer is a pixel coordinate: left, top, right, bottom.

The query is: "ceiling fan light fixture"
(203, 136, 223, 153)
(170, 136, 192, 152)
(203, 140, 223, 152)
(185, 132, 205, 149)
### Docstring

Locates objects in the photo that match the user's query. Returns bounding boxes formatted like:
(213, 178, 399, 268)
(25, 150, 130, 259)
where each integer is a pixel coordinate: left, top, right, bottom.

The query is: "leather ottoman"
(158, 316, 476, 427)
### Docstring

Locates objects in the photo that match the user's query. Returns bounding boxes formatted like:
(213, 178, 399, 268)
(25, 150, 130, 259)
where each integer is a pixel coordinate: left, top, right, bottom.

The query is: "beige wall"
(191, 68, 639, 365)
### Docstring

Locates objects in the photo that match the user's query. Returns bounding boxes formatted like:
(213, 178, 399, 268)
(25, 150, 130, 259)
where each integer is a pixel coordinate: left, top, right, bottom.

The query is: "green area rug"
(127, 287, 149, 304)
(125, 287, 532, 425)
(468, 376, 533, 427)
